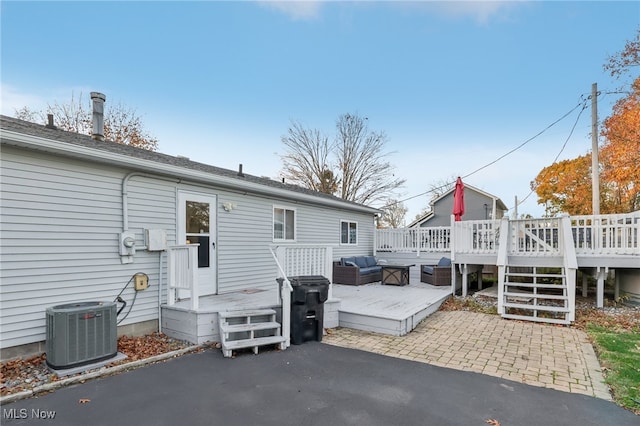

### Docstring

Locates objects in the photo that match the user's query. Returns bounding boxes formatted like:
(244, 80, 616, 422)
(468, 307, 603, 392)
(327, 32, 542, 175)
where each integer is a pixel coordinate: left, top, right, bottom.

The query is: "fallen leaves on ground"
(116, 332, 189, 362)
(485, 419, 500, 426)
(1, 333, 191, 397)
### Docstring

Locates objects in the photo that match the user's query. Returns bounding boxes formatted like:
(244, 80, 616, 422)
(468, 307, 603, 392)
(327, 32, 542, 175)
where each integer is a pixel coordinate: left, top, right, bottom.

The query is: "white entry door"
(178, 191, 217, 296)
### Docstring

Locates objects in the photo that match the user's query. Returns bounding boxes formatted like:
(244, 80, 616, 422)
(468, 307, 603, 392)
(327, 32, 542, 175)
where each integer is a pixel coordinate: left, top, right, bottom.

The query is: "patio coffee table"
(380, 264, 415, 286)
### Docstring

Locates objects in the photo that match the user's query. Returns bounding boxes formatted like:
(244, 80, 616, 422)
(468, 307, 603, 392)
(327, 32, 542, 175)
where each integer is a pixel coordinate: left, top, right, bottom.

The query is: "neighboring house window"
(341, 221, 357, 245)
(274, 207, 296, 241)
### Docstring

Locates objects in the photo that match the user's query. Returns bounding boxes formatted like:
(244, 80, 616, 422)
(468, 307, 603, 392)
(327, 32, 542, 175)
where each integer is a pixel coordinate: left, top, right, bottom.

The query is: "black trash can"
(279, 275, 330, 345)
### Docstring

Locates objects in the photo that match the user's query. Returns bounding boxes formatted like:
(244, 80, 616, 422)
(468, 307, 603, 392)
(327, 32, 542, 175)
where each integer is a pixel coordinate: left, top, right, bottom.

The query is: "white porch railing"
(452, 219, 501, 255)
(571, 211, 640, 256)
(508, 217, 562, 256)
(167, 244, 199, 310)
(271, 244, 334, 299)
(376, 227, 450, 254)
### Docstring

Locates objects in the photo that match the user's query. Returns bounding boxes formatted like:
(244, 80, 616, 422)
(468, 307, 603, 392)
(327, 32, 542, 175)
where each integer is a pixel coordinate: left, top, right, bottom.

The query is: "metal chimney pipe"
(238, 164, 244, 177)
(90, 92, 106, 141)
(45, 113, 57, 129)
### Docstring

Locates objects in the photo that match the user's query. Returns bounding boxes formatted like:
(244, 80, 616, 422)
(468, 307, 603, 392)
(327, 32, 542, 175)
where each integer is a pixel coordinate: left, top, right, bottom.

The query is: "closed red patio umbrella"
(453, 177, 464, 222)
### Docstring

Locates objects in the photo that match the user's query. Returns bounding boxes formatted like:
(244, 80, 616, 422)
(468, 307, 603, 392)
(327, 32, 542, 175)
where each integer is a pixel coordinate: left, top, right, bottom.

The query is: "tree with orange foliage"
(601, 29, 639, 212)
(531, 155, 593, 216)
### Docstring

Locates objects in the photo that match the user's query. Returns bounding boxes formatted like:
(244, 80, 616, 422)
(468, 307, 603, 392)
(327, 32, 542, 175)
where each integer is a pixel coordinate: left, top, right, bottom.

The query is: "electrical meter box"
(145, 229, 167, 251)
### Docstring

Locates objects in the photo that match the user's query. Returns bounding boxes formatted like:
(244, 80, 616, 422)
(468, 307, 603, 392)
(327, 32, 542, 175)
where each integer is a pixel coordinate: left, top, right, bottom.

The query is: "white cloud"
(258, 0, 324, 21)
(396, 0, 526, 25)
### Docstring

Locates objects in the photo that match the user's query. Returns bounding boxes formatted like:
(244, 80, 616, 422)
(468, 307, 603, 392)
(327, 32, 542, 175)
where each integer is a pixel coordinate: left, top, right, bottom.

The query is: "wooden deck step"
(502, 302, 569, 313)
(505, 272, 564, 278)
(502, 313, 570, 325)
(218, 308, 276, 319)
(221, 335, 286, 354)
(218, 308, 285, 358)
(503, 292, 569, 300)
(220, 321, 281, 333)
(504, 282, 566, 289)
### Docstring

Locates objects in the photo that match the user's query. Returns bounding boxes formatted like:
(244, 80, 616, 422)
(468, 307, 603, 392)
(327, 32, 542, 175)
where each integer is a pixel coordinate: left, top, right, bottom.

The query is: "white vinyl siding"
(0, 144, 377, 350)
(0, 147, 171, 348)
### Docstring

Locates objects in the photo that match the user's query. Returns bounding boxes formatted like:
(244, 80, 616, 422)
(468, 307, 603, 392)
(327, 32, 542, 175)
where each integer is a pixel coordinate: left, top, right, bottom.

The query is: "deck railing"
(167, 244, 199, 310)
(508, 217, 563, 256)
(452, 219, 501, 255)
(271, 244, 334, 299)
(375, 211, 640, 259)
(571, 211, 640, 256)
(376, 227, 450, 254)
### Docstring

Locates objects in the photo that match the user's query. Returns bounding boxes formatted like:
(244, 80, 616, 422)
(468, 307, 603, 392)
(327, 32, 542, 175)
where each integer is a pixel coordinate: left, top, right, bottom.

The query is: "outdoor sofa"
(333, 255, 383, 285)
(420, 257, 452, 286)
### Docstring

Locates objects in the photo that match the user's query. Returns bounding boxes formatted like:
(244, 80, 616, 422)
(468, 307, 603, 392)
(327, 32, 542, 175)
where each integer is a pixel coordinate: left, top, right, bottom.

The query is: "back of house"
(0, 114, 379, 359)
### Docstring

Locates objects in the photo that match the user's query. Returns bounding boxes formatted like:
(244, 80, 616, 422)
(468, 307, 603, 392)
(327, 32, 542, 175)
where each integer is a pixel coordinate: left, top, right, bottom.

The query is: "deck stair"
(500, 266, 572, 325)
(218, 309, 286, 358)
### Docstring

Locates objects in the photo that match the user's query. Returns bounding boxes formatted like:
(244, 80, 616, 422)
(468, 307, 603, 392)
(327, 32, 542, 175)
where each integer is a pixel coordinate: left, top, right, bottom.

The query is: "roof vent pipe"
(238, 163, 244, 177)
(45, 114, 57, 129)
(90, 92, 106, 141)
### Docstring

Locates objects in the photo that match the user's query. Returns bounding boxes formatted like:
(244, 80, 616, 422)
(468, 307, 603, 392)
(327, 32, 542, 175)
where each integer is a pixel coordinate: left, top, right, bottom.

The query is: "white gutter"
(2, 130, 381, 215)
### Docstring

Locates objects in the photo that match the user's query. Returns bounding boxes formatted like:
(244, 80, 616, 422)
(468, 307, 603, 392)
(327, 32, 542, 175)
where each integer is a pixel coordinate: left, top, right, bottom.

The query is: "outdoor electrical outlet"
(134, 273, 149, 291)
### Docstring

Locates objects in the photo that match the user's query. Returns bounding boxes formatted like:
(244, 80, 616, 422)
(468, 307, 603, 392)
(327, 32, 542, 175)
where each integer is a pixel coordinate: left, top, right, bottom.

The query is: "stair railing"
(167, 244, 199, 310)
(269, 246, 292, 349)
(560, 215, 578, 322)
(496, 217, 510, 315)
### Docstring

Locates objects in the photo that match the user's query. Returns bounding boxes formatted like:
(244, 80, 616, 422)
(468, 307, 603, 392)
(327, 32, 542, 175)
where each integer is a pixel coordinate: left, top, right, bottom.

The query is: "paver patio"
(323, 310, 612, 400)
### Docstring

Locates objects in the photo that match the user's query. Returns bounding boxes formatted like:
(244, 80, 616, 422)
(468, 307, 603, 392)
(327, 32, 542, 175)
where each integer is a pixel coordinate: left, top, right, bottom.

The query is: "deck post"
(595, 266, 607, 308)
(496, 217, 510, 315)
(460, 264, 469, 297)
(188, 245, 199, 311)
(582, 271, 588, 297)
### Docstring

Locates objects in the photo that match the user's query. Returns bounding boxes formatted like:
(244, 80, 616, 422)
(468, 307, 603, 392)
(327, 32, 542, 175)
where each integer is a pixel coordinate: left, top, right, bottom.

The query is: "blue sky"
(2, 1, 639, 221)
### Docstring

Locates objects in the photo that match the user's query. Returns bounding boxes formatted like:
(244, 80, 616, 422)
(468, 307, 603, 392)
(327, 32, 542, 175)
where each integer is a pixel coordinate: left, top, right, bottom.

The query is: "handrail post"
(188, 245, 199, 310)
(496, 217, 510, 315)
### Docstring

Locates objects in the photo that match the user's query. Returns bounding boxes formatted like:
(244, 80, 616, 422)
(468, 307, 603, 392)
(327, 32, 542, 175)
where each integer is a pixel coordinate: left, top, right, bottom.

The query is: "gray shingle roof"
(0, 115, 378, 213)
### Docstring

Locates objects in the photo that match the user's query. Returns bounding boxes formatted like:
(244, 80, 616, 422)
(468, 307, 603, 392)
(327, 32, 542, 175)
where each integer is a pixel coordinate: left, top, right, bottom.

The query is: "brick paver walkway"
(323, 311, 611, 400)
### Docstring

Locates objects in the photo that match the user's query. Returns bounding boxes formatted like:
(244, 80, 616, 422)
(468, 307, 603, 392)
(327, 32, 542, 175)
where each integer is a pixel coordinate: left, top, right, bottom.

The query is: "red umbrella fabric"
(453, 177, 465, 222)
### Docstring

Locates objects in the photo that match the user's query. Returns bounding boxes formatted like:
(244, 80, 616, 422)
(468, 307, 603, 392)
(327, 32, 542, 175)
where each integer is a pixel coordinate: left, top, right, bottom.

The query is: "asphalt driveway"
(1, 343, 636, 426)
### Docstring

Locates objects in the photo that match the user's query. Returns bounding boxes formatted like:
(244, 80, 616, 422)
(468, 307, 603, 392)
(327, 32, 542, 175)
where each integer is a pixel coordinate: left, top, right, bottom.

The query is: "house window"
(274, 207, 296, 241)
(341, 221, 357, 245)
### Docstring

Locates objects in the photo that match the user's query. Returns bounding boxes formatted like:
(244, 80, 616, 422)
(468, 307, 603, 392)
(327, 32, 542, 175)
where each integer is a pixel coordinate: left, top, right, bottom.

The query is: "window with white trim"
(340, 220, 358, 245)
(273, 207, 296, 241)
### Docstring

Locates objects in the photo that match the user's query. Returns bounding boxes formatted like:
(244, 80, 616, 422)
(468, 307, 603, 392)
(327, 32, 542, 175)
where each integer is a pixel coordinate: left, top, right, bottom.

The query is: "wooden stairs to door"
(218, 309, 286, 358)
(500, 266, 572, 325)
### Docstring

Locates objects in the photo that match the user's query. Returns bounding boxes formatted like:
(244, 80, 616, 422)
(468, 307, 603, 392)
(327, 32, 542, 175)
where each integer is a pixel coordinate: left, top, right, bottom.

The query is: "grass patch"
(587, 324, 640, 414)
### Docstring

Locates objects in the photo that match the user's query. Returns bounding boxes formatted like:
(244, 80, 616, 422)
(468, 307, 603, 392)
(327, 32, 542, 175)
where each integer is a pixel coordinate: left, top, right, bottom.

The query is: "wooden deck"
(162, 266, 451, 344)
(332, 267, 451, 336)
(333, 283, 450, 336)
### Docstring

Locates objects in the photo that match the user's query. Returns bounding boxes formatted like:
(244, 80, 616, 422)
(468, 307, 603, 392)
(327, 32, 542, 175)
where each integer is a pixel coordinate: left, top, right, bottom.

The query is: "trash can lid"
(287, 275, 330, 286)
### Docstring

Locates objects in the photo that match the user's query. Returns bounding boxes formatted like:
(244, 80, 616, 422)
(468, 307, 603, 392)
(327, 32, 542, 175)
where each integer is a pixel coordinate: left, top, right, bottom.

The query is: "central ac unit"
(46, 301, 117, 369)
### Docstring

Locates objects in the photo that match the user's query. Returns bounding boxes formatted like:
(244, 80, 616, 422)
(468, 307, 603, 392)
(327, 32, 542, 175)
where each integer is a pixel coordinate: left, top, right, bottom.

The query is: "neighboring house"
(408, 184, 508, 228)
(0, 114, 379, 358)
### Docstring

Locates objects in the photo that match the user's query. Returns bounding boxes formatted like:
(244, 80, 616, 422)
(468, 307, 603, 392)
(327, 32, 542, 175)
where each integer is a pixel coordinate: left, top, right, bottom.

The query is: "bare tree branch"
(14, 92, 158, 151)
(280, 113, 405, 206)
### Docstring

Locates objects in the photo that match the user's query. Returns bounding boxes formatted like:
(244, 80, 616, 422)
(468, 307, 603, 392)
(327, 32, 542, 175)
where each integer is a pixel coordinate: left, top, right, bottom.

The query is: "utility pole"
(514, 196, 518, 219)
(591, 83, 600, 215)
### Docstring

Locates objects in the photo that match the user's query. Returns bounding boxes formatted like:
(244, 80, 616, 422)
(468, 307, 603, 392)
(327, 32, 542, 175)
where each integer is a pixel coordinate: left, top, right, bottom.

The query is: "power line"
(509, 100, 589, 213)
(393, 97, 588, 207)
